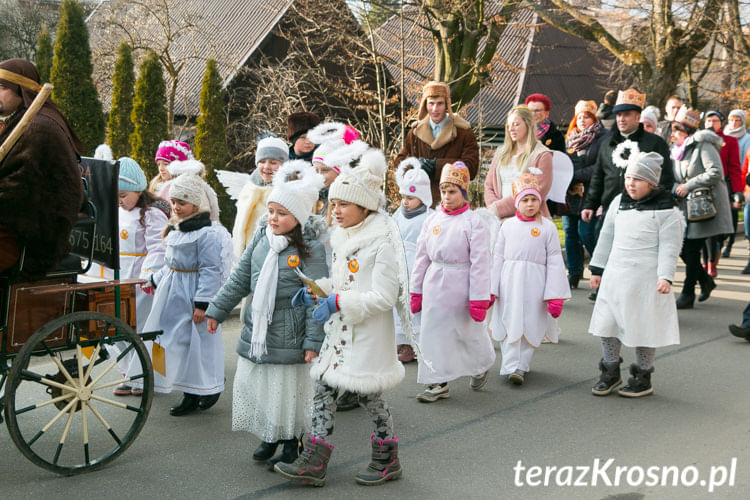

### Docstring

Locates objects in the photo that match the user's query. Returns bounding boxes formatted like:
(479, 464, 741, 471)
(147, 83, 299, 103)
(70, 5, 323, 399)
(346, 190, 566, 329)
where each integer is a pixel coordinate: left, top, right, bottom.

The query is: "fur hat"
(267, 160, 325, 224)
(625, 151, 663, 187)
(512, 170, 542, 208)
(675, 106, 701, 129)
(167, 159, 205, 178)
(94, 144, 113, 161)
(328, 148, 387, 211)
(417, 81, 453, 121)
(308, 121, 370, 173)
(287, 111, 321, 143)
(439, 161, 470, 196)
(170, 173, 209, 212)
(155, 140, 192, 164)
(256, 136, 289, 165)
(118, 157, 147, 192)
(612, 88, 646, 114)
(396, 158, 432, 207)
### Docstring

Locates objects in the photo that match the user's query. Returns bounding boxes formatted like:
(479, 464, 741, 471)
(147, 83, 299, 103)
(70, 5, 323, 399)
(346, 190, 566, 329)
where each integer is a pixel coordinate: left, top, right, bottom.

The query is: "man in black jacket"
(581, 89, 674, 223)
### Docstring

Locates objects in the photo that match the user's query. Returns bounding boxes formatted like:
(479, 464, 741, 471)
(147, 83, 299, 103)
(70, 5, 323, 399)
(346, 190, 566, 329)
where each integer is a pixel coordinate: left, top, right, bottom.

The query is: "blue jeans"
(562, 214, 599, 275)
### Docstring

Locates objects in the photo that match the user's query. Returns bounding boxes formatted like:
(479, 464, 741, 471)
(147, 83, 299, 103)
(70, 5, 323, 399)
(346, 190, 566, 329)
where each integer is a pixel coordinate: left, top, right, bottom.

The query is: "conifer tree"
(50, 0, 105, 155)
(195, 58, 232, 228)
(108, 42, 135, 157)
(130, 51, 167, 181)
(35, 29, 53, 83)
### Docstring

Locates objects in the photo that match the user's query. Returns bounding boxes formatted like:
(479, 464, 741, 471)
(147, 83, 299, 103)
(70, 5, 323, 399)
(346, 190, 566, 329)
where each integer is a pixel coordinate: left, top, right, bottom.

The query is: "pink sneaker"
(113, 383, 131, 396)
(397, 344, 416, 363)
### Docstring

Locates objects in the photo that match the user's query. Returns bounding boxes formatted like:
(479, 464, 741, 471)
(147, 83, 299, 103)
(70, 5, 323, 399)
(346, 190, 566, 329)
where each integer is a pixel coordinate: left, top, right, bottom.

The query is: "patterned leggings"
(601, 337, 656, 370)
(311, 382, 394, 441)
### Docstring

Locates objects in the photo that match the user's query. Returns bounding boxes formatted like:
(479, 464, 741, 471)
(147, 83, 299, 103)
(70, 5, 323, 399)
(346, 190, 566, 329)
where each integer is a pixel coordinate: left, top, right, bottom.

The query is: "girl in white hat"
(141, 173, 227, 416)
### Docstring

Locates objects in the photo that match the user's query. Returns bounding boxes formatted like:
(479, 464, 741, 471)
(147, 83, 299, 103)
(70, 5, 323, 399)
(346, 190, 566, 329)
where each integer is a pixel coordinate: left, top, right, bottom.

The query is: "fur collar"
(169, 211, 211, 233)
(330, 212, 390, 258)
(414, 114, 471, 150)
(691, 129, 723, 150)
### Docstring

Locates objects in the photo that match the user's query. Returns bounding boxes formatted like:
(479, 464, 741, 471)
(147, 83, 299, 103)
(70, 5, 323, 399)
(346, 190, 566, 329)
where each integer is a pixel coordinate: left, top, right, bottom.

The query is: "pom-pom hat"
(439, 161, 470, 194)
(256, 136, 289, 165)
(118, 157, 147, 192)
(612, 88, 646, 114)
(155, 140, 192, 164)
(328, 148, 387, 211)
(512, 169, 542, 208)
(625, 151, 663, 187)
(267, 160, 325, 224)
(396, 157, 432, 206)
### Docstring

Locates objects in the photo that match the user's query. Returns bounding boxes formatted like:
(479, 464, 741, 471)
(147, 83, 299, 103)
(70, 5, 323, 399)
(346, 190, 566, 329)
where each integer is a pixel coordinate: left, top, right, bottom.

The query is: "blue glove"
(291, 287, 316, 307)
(312, 294, 338, 324)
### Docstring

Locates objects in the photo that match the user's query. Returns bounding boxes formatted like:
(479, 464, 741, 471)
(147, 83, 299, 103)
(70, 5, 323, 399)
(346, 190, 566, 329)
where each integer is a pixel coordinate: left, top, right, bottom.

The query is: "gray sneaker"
(508, 370, 525, 385)
(470, 370, 489, 391)
(416, 383, 450, 403)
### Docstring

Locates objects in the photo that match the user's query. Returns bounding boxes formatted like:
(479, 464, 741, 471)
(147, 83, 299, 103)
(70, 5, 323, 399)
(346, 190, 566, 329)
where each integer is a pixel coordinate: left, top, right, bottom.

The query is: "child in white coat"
(393, 158, 433, 362)
(589, 152, 684, 398)
(490, 171, 570, 385)
(410, 162, 496, 402)
(274, 149, 412, 487)
(143, 173, 226, 416)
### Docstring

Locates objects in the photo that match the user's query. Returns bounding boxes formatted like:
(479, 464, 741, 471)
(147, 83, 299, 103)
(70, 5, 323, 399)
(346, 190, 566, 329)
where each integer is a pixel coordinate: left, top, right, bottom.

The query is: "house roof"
(87, 0, 294, 117)
(375, 6, 614, 128)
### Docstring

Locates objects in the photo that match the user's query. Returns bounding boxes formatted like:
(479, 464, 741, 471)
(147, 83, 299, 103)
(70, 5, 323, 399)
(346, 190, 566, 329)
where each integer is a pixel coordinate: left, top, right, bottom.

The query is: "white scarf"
(724, 123, 747, 140)
(249, 226, 289, 358)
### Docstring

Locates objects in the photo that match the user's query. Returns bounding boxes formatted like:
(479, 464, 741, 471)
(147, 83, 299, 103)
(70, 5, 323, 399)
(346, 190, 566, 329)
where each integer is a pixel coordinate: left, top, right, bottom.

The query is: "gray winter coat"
(672, 130, 734, 240)
(206, 217, 328, 364)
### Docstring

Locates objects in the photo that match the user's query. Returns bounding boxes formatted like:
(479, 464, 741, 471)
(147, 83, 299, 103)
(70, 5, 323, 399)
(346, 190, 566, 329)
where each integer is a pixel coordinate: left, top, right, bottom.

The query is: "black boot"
(253, 441, 279, 461)
(169, 393, 200, 416)
(675, 290, 695, 309)
(617, 364, 654, 398)
(336, 391, 360, 411)
(698, 275, 716, 302)
(198, 392, 221, 410)
(568, 274, 581, 289)
(267, 438, 300, 469)
(591, 358, 622, 396)
(742, 254, 750, 275)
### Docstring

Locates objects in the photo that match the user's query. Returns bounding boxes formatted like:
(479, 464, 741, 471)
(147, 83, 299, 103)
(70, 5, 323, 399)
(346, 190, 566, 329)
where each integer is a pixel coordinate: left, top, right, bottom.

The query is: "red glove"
(469, 300, 491, 322)
(546, 299, 564, 319)
(410, 293, 422, 314)
(489, 295, 496, 308)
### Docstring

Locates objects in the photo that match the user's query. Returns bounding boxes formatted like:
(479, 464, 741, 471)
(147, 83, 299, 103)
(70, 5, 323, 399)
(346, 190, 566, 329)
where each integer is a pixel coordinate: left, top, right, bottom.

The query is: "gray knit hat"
(625, 151, 663, 186)
(256, 136, 289, 165)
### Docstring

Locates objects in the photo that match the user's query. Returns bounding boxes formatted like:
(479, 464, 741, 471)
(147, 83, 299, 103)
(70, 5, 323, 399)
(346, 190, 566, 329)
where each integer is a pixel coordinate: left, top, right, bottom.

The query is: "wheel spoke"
(81, 401, 90, 465)
(76, 345, 85, 387)
(88, 359, 121, 388)
(20, 369, 78, 393)
(114, 341, 137, 362)
(53, 404, 77, 465)
(28, 397, 77, 446)
(50, 356, 78, 389)
(90, 374, 145, 392)
(90, 394, 142, 412)
(15, 393, 74, 415)
(87, 402, 122, 445)
(82, 340, 103, 381)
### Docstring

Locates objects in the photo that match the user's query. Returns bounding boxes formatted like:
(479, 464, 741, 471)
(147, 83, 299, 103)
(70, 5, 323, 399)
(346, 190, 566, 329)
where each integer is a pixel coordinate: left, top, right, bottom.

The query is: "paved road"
(2, 251, 749, 499)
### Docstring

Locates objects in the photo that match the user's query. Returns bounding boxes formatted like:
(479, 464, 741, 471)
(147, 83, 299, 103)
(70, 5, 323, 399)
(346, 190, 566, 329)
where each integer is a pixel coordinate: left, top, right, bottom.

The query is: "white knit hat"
(168, 159, 206, 177)
(396, 157, 432, 206)
(640, 108, 659, 129)
(170, 173, 210, 212)
(256, 136, 289, 165)
(267, 160, 325, 224)
(328, 148, 386, 211)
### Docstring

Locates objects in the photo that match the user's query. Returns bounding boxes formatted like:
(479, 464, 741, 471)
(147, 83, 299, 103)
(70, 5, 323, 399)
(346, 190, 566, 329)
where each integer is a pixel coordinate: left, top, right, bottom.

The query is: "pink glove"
(489, 295, 496, 308)
(410, 293, 422, 314)
(546, 299, 564, 319)
(469, 300, 490, 322)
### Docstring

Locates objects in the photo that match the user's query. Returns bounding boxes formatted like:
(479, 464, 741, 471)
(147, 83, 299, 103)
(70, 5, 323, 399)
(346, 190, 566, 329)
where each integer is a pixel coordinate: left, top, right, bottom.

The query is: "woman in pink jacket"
(485, 105, 553, 220)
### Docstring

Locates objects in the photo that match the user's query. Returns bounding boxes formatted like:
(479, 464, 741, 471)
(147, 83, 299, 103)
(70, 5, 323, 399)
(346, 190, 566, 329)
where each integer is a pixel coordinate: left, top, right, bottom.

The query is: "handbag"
(685, 187, 717, 222)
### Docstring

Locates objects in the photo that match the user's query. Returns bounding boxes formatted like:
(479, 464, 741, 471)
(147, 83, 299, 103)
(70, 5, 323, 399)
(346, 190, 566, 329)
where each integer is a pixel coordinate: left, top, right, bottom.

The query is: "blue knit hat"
(118, 157, 147, 192)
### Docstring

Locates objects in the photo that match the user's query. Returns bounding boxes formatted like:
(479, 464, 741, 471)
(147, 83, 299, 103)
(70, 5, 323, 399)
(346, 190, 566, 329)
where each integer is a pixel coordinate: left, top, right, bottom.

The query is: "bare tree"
(0, 0, 58, 60)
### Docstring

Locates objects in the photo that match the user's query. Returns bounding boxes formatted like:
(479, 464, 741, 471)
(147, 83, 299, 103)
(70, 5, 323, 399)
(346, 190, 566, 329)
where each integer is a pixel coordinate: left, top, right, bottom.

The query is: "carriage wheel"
(4, 311, 153, 475)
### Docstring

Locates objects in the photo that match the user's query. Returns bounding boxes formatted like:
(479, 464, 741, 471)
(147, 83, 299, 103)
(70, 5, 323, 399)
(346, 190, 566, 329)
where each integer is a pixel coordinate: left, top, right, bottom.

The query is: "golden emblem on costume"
(287, 255, 300, 268)
(531, 227, 541, 237)
(432, 225, 441, 235)
(316, 200, 324, 212)
(120, 229, 128, 239)
(348, 259, 359, 273)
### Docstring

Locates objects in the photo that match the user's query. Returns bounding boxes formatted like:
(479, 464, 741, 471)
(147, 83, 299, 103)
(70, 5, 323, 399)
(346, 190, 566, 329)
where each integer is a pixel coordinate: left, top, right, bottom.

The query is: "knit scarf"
(724, 123, 747, 140)
(566, 122, 603, 153)
(536, 119, 551, 139)
(249, 226, 289, 358)
(402, 203, 427, 219)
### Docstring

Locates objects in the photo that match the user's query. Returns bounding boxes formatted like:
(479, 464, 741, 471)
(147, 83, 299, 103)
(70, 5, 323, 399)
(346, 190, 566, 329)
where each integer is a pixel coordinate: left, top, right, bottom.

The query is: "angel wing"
(216, 170, 253, 201)
(548, 151, 574, 204)
(474, 207, 501, 257)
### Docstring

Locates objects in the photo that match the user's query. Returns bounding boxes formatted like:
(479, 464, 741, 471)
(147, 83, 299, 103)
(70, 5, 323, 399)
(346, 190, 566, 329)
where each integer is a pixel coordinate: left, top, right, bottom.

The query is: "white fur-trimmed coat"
(310, 212, 405, 394)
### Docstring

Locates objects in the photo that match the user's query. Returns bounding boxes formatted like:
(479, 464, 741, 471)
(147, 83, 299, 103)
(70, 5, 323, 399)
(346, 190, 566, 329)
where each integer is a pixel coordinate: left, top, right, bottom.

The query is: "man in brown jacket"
(393, 81, 479, 207)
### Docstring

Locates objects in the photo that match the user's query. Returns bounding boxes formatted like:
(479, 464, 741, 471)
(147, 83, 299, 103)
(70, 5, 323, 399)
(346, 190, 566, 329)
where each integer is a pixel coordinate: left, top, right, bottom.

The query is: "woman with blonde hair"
(484, 105, 554, 219)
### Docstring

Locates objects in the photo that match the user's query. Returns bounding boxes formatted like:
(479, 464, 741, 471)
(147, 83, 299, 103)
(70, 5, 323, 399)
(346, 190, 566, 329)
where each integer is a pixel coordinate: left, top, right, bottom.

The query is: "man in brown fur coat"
(0, 59, 82, 279)
(393, 81, 479, 207)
